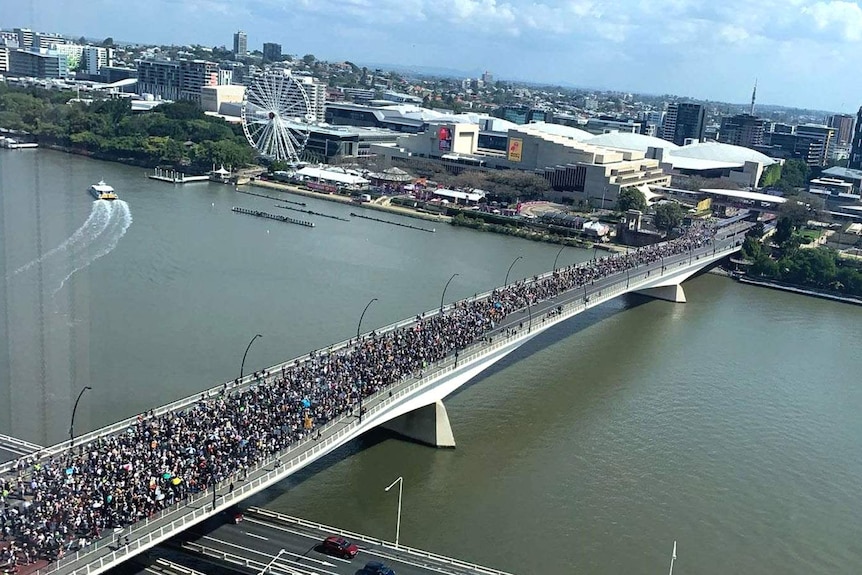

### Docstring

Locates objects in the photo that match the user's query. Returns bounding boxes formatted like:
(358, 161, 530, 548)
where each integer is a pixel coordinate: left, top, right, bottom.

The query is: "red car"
(320, 536, 359, 559)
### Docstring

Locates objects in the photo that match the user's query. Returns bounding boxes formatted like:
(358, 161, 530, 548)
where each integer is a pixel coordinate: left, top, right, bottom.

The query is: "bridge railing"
(4, 225, 749, 476)
(245, 507, 516, 575)
(33, 235, 746, 575)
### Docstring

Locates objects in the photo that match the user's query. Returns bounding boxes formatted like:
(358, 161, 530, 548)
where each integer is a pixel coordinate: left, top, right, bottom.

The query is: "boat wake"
(53, 200, 133, 295)
(5, 199, 133, 295)
(11, 200, 113, 276)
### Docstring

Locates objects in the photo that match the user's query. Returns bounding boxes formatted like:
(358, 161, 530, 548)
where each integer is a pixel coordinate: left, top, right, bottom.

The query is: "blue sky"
(4, 0, 862, 112)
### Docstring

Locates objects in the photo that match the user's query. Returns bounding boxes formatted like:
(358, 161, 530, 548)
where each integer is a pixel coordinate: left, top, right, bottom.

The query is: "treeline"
(0, 85, 254, 170)
(743, 237, 862, 297)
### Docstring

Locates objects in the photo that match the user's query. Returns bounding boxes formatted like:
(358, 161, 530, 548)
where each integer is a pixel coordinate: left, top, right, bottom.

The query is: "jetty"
(148, 167, 210, 184)
(236, 188, 306, 206)
(231, 206, 315, 228)
(0, 137, 38, 149)
(350, 212, 435, 233)
(275, 204, 350, 222)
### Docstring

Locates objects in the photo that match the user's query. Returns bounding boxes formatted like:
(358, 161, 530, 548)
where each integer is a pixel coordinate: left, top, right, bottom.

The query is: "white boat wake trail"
(53, 200, 133, 296)
(11, 200, 113, 277)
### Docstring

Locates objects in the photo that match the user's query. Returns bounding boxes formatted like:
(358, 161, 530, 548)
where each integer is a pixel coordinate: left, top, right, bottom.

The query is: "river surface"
(1, 150, 860, 574)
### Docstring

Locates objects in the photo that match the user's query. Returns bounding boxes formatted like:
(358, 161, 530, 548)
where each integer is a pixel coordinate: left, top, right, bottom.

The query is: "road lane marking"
(244, 516, 492, 575)
(245, 531, 269, 541)
(241, 519, 355, 564)
(198, 534, 341, 571)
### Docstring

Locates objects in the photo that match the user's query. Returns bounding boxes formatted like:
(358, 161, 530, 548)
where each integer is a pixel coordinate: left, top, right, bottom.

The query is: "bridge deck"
(2, 222, 749, 575)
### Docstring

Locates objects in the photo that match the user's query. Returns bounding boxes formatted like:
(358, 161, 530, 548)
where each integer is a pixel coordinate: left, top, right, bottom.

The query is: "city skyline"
(3, 0, 862, 113)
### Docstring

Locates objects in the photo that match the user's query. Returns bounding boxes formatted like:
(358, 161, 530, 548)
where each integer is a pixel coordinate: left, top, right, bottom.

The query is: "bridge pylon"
(382, 400, 456, 448)
(635, 283, 687, 303)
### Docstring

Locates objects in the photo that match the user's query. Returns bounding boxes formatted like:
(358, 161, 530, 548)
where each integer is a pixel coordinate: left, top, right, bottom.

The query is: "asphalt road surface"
(167, 507, 512, 575)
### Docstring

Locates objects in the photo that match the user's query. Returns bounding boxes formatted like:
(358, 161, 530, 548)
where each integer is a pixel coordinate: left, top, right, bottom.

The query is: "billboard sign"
(438, 126, 452, 151)
(507, 137, 523, 162)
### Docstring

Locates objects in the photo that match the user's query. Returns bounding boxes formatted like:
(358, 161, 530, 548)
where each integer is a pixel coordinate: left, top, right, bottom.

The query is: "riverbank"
(738, 276, 862, 306)
(248, 180, 451, 223)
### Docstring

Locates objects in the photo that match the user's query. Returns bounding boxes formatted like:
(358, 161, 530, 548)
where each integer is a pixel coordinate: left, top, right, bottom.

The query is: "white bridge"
(7, 224, 748, 575)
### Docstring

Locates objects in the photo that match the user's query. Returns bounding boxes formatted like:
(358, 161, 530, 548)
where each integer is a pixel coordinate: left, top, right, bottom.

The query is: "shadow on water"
(448, 292, 653, 399)
(232, 293, 657, 510)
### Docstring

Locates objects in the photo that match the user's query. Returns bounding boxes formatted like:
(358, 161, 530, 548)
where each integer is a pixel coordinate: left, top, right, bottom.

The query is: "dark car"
(320, 536, 359, 559)
(357, 561, 395, 575)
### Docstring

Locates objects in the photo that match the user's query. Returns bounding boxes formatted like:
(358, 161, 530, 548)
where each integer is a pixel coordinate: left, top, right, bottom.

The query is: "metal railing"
(245, 507, 515, 575)
(31, 233, 745, 575)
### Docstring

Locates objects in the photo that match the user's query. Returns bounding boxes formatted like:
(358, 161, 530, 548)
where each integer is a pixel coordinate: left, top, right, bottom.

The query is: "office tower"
(662, 102, 705, 146)
(233, 31, 247, 57)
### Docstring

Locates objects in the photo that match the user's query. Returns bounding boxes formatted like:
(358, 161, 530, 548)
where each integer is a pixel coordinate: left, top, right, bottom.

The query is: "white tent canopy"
(295, 166, 369, 186)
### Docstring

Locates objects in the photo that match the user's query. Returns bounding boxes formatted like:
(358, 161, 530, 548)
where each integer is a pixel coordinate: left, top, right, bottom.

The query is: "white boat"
(89, 180, 118, 201)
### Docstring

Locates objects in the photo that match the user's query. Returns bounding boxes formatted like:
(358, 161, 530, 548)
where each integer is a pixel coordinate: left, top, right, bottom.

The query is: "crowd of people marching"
(0, 221, 723, 568)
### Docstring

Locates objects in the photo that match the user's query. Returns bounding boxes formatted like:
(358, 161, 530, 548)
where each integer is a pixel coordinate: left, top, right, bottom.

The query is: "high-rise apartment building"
(233, 31, 247, 57)
(719, 114, 767, 148)
(137, 58, 218, 102)
(14, 28, 33, 50)
(300, 76, 326, 123)
(179, 59, 218, 102)
(33, 33, 64, 50)
(828, 113, 855, 146)
(0, 47, 9, 73)
(796, 124, 835, 166)
(262, 42, 282, 62)
(849, 107, 862, 169)
(81, 46, 112, 75)
(136, 59, 181, 100)
(767, 124, 835, 167)
(662, 102, 705, 146)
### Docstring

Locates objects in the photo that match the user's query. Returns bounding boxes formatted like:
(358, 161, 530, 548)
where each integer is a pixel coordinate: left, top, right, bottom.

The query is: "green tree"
(617, 188, 647, 212)
(653, 202, 685, 233)
(778, 248, 837, 287)
(759, 163, 782, 187)
(750, 254, 779, 277)
(101, 37, 114, 47)
(159, 100, 205, 121)
(302, 54, 316, 65)
(741, 236, 763, 260)
(774, 217, 794, 245)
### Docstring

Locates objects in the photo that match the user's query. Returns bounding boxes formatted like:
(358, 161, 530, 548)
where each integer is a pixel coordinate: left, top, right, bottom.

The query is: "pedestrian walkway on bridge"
(0, 218, 748, 575)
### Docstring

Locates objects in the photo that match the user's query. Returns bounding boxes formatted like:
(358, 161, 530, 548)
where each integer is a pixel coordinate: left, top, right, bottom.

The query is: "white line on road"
(245, 531, 269, 541)
(198, 534, 341, 572)
(242, 517, 476, 575)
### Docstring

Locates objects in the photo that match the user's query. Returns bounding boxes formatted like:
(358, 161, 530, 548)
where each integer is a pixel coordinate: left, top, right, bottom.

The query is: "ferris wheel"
(241, 70, 313, 163)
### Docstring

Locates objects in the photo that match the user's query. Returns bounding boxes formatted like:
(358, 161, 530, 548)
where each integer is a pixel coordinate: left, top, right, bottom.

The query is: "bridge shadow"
(175, 293, 671, 527)
(448, 292, 654, 400)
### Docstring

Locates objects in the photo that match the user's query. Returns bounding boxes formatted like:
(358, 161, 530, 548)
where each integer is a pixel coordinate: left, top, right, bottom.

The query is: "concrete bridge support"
(635, 284, 687, 303)
(382, 400, 456, 448)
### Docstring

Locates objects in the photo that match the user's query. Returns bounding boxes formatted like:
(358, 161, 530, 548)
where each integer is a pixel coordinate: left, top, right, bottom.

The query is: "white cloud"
(803, 0, 862, 41)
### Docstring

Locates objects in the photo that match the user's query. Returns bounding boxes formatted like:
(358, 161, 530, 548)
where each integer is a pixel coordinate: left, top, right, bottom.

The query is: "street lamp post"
(259, 549, 288, 575)
(69, 386, 92, 446)
(440, 273, 459, 313)
(552, 246, 564, 271)
(240, 334, 263, 380)
(504, 256, 523, 287)
(357, 298, 378, 422)
(526, 300, 533, 333)
(385, 476, 403, 548)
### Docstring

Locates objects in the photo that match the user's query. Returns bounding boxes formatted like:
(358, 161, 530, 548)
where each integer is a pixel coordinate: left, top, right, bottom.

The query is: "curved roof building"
(586, 132, 679, 153)
(526, 121, 593, 142)
(664, 141, 777, 171)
